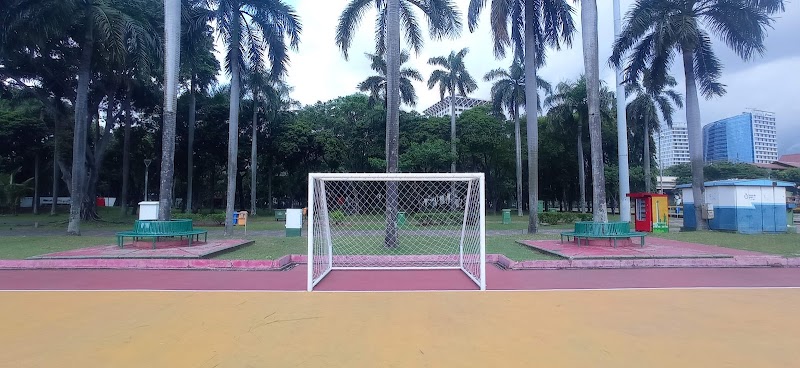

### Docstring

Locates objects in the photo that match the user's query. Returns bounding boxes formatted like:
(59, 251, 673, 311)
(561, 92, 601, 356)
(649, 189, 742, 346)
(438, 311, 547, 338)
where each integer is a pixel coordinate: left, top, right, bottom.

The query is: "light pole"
(144, 159, 152, 201)
(614, 0, 631, 221)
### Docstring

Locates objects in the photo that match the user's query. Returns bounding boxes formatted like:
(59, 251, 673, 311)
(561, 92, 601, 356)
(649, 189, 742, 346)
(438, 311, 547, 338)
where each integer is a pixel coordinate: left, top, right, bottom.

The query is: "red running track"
(2, 266, 800, 291)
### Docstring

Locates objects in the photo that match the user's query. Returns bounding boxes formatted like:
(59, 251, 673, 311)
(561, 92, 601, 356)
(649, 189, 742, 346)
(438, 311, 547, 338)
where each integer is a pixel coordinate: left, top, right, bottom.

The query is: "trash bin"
(237, 211, 248, 226)
(397, 211, 406, 227)
(232, 212, 239, 225)
(285, 209, 303, 237)
(502, 209, 511, 224)
(275, 209, 286, 221)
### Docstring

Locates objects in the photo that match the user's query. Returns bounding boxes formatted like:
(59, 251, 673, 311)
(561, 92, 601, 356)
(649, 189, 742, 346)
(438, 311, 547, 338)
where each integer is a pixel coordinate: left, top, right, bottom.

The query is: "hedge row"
(172, 212, 226, 225)
(538, 212, 593, 225)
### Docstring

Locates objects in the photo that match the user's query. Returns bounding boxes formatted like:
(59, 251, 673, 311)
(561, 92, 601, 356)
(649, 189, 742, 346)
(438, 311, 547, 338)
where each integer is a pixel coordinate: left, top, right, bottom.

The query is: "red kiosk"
(627, 193, 669, 233)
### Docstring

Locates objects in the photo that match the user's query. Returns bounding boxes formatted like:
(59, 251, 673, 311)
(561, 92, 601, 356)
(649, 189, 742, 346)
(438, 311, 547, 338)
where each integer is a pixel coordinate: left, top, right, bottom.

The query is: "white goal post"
(307, 173, 486, 291)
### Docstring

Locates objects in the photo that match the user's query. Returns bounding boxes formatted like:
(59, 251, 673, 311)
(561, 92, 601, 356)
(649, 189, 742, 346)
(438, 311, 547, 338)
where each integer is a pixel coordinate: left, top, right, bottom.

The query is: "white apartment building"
(423, 96, 490, 118)
(655, 121, 690, 168)
(750, 109, 778, 164)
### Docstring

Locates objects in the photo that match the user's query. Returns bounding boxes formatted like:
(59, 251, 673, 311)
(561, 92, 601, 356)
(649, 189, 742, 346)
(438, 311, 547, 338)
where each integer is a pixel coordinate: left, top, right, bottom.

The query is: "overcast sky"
(217, 0, 800, 155)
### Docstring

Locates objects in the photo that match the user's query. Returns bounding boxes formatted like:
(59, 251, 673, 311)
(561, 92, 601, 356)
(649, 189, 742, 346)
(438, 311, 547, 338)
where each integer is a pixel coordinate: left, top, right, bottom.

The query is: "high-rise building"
(423, 96, 489, 118)
(655, 121, 690, 169)
(702, 109, 777, 164)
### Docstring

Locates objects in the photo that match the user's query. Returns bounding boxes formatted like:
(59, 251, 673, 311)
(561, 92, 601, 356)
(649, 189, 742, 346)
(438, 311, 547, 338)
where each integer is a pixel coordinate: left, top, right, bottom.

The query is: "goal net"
(307, 173, 486, 291)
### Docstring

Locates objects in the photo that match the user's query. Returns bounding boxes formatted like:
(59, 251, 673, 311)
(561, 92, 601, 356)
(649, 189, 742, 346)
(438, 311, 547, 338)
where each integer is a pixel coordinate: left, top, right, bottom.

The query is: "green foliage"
(539, 212, 592, 225)
(667, 162, 772, 185)
(329, 210, 345, 224)
(171, 212, 226, 226)
(776, 169, 800, 185)
(0, 168, 33, 214)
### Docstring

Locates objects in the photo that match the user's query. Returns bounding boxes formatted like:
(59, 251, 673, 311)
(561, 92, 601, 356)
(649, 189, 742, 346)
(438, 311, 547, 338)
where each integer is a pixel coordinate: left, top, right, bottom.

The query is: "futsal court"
(3, 268, 800, 367)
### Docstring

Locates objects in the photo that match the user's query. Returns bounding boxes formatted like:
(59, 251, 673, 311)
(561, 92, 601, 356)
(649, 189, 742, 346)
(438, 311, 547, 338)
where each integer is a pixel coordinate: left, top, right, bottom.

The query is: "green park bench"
(116, 219, 208, 249)
(560, 221, 646, 248)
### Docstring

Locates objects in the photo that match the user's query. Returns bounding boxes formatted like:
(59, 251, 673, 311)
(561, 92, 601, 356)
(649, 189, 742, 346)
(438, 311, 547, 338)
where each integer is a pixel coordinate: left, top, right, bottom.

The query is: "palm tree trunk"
(158, 0, 181, 221)
(513, 104, 523, 217)
(682, 47, 707, 230)
(384, 0, 400, 248)
(33, 153, 39, 215)
(580, 0, 608, 222)
(51, 119, 59, 216)
(524, 0, 539, 233)
(120, 85, 132, 216)
(68, 23, 94, 235)
(250, 97, 258, 216)
(225, 9, 242, 236)
(450, 89, 456, 173)
(643, 115, 652, 193)
(186, 79, 196, 213)
(267, 164, 273, 211)
(577, 129, 586, 213)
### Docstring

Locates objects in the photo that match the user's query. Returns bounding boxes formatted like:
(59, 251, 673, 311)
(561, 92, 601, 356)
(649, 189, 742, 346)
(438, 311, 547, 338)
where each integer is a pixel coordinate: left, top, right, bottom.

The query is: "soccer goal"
(307, 173, 486, 291)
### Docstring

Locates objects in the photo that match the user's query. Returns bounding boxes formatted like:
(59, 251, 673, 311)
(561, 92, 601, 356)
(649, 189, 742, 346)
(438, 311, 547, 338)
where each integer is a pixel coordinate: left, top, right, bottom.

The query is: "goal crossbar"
(307, 173, 486, 291)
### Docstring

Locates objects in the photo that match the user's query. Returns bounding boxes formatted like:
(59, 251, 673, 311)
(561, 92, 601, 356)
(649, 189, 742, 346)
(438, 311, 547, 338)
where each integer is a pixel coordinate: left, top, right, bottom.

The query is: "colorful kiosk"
(627, 193, 669, 233)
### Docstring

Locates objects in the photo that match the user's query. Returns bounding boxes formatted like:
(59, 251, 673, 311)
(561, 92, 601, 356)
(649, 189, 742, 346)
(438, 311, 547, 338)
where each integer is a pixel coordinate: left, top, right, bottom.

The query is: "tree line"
(0, 0, 787, 236)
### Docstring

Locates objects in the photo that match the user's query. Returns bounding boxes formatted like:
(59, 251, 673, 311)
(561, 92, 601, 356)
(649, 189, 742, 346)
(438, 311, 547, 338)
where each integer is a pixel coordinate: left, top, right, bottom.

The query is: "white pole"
(479, 175, 486, 291)
(307, 175, 315, 291)
(614, 0, 631, 221)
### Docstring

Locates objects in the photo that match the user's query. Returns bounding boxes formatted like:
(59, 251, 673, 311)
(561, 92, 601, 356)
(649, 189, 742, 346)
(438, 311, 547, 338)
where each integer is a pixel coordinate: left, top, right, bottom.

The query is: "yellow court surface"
(2, 289, 800, 367)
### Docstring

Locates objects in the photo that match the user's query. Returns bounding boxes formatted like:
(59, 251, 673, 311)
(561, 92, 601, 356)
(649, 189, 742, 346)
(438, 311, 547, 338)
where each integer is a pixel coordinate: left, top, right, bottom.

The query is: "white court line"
(1, 286, 800, 293)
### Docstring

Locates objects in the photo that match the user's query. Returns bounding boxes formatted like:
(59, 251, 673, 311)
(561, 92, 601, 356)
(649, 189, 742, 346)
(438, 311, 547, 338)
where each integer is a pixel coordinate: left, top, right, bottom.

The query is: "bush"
(538, 212, 591, 225)
(330, 210, 345, 224)
(207, 213, 226, 225)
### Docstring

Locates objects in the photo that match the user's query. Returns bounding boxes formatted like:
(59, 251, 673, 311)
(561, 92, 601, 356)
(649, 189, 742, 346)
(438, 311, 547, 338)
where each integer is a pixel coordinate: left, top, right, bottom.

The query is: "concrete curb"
(0, 254, 795, 271)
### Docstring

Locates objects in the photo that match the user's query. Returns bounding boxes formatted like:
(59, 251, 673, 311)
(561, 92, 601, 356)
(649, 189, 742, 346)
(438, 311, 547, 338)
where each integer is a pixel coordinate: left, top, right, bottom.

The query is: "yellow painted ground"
(1, 289, 800, 367)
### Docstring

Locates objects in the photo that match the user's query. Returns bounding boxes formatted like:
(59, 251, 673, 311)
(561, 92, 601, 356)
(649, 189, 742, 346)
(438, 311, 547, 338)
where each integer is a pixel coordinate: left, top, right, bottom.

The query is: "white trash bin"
(285, 208, 303, 237)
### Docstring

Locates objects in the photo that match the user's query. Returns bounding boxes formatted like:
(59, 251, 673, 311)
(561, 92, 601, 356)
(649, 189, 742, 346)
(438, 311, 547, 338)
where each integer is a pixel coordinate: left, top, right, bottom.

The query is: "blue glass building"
(703, 113, 756, 163)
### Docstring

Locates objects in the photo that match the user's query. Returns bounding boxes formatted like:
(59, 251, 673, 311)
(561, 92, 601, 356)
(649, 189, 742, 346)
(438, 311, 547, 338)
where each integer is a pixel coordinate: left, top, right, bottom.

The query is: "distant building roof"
(752, 163, 787, 170)
(779, 154, 800, 163)
(677, 179, 795, 189)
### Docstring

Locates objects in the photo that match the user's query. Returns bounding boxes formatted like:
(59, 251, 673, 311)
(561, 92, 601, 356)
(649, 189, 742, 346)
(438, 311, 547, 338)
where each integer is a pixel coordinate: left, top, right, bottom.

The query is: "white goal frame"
(307, 173, 486, 291)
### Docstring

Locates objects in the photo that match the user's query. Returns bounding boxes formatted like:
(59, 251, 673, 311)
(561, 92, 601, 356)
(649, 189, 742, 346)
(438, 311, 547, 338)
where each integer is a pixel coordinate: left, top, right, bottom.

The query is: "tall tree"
(358, 51, 423, 107)
(182, 0, 219, 214)
(484, 61, 551, 216)
(336, 0, 461, 247)
(546, 76, 615, 213)
(212, 0, 302, 235)
(159, 0, 181, 220)
(611, 0, 785, 229)
(427, 48, 477, 173)
(467, 0, 575, 233)
(626, 70, 683, 192)
(579, 0, 607, 222)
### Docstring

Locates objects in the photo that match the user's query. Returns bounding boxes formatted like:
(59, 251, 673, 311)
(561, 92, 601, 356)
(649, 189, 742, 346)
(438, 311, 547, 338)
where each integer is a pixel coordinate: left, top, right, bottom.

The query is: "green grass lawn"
(652, 231, 800, 257)
(0, 236, 117, 259)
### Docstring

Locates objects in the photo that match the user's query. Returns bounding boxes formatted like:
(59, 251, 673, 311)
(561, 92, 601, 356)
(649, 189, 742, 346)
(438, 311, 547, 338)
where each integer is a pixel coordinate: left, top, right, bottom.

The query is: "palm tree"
(358, 51, 423, 107)
(427, 48, 477, 173)
(626, 70, 683, 192)
(212, 0, 301, 236)
(467, 0, 575, 233)
(183, 0, 219, 214)
(484, 61, 551, 216)
(546, 76, 614, 213)
(578, 0, 608, 222)
(3, 0, 158, 234)
(610, 0, 785, 229)
(336, 0, 461, 248)
(159, 0, 182, 221)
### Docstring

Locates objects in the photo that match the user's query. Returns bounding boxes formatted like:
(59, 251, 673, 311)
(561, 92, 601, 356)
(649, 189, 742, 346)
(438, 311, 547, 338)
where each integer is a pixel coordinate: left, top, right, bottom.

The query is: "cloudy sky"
(221, 0, 800, 155)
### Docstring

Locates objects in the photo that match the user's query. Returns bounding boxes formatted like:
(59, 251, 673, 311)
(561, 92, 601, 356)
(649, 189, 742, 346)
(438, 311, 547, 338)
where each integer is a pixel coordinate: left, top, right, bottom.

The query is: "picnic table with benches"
(560, 221, 646, 247)
(116, 219, 208, 249)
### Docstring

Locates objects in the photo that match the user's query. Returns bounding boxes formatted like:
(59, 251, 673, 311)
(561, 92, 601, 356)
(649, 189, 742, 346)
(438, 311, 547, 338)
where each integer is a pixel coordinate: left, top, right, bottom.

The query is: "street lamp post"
(144, 159, 152, 201)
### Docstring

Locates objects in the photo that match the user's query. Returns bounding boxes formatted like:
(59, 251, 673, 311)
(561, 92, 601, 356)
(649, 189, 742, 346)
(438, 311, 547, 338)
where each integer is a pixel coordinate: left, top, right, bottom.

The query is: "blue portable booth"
(678, 179, 793, 234)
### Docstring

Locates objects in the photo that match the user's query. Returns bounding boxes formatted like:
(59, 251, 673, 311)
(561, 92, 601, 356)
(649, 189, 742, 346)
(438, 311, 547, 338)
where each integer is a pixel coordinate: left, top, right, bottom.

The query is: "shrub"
(330, 210, 345, 224)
